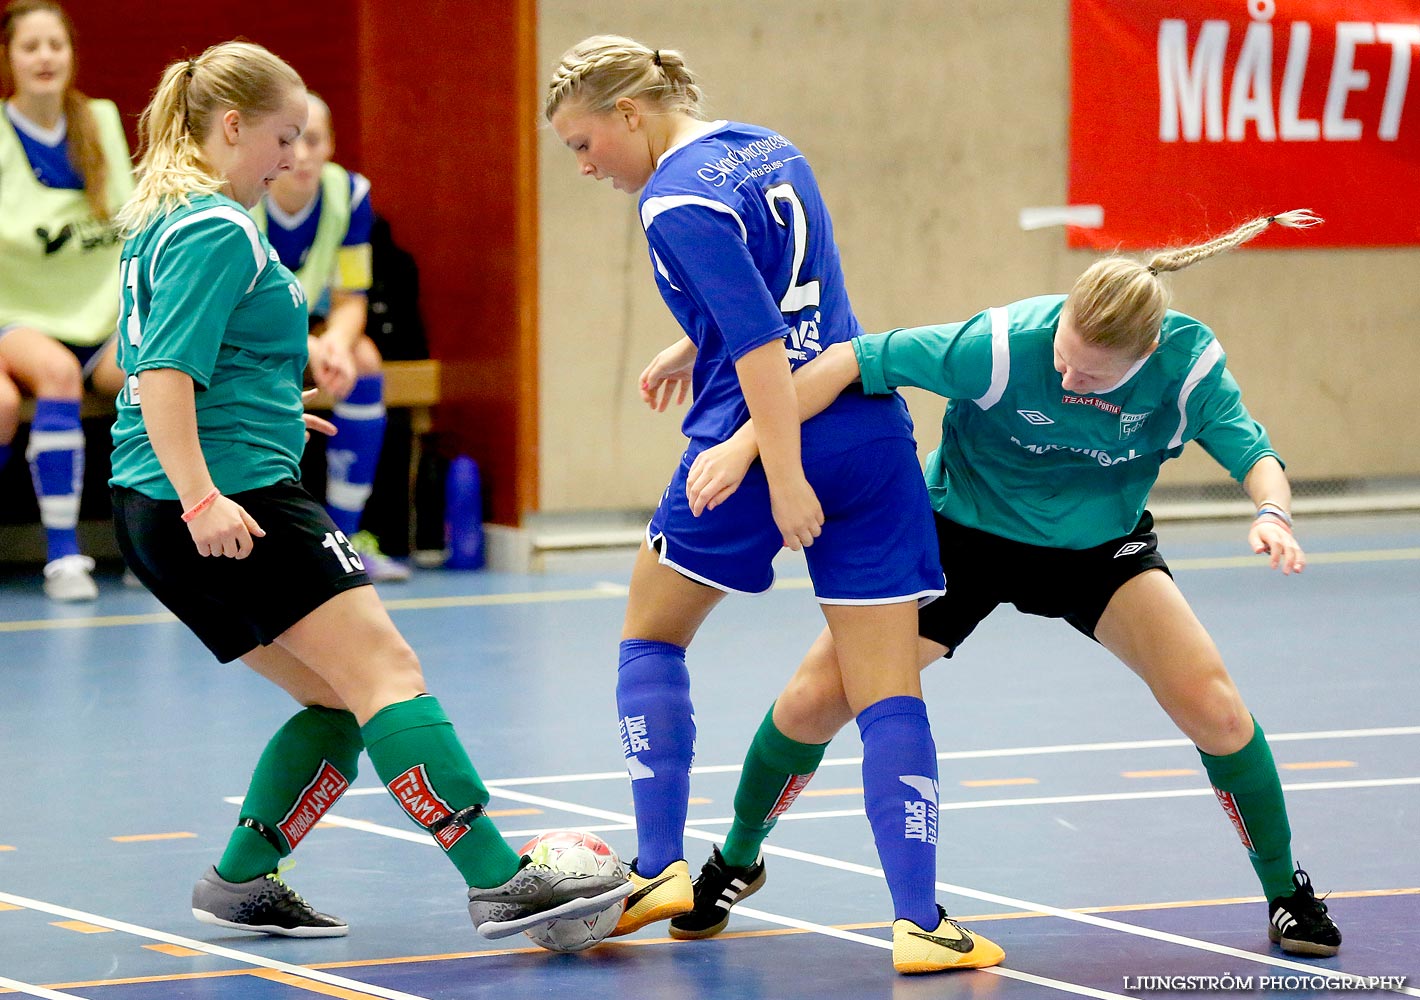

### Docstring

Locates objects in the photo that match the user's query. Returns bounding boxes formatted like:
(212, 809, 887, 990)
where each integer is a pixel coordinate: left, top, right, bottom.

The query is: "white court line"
(0, 892, 431, 1000)
(321, 725, 1420, 792)
(473, 785, 1419, 995)
(0, 976, 92, 1000)
(728, 905, 1135, 1000)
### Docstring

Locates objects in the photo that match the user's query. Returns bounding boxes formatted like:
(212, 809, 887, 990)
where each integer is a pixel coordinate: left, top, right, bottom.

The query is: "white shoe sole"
(192, 907, 348, 938)
(475, 881, 635, 940)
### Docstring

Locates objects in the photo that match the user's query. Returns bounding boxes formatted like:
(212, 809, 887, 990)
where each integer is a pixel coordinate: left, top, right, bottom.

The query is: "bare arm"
(1242, 455, 1304, 575)
(686, 341, 862, 515)
(733, 340, 823, 550)
(137, 368, 265, 558)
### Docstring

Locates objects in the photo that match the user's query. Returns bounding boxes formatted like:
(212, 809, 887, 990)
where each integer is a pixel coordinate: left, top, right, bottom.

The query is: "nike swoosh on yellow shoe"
(892, 914, 1006, 974)
(611, 860, 693, 937)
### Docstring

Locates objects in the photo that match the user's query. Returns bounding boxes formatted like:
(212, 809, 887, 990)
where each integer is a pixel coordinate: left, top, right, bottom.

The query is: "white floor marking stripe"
(469, 787, 1420, 995)
(0, 977, 92, 1000)
(0, 892, 432, 1000)
(730, 904, 1135, 999)
(318, 725, 1420, 795)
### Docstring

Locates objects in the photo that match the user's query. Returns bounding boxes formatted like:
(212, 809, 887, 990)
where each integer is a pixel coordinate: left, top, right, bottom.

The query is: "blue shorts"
(647, 436, 944, 604)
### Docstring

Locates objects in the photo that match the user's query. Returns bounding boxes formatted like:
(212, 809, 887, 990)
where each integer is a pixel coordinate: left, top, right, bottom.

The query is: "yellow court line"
(960, 777, 1040, 788)
(0, 902, 21, 911)
(3, 545, 1417, 634)
(20, 887, 1420, 992)
(49, 920, 112, 934)
(687, 796, 713, 805)
(485, 808, 541, 818)
(1122, 769, 1199, 778)
(144, 944, 205, 958)
(0, 845, 14, 851)
(797, 786, 862, 798)
(253, 970, 380, 998)
(110, 832, 197, 843)
(1281, 760, 1356, 770)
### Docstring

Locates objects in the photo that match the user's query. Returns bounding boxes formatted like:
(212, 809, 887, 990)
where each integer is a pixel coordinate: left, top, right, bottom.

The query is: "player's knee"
(1180, 670, 1251, 749)
(31, 352, 83, 398)
(353, 337, 383, 374)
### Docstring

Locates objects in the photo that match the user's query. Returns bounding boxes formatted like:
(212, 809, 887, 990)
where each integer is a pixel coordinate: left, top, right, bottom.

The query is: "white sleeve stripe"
(148, 206, 267, 293)
(350, 173, 372, 212)
(1168, 338, 1225, 448)
(974, 306, 1012, 410)
(640, 195, 748, 241)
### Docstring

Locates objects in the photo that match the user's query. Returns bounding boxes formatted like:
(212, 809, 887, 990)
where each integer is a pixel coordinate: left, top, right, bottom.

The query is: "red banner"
(1069, 0, 1420, 248)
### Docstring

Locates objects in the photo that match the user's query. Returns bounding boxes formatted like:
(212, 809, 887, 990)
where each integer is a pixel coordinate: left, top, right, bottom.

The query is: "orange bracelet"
(181, 488, 221, 523)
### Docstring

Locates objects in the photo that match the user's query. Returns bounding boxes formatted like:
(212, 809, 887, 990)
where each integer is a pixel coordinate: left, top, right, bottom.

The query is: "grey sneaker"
(191, 866, 347, 938)
(468, 856, 634, 939)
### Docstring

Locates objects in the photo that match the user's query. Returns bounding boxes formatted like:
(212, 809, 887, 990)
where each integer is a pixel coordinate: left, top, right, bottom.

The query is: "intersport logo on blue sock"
(899, 775, 939, 845)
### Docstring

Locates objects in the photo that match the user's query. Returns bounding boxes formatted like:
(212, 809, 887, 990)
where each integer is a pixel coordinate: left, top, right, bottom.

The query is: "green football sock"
(362, 695, 522, 889)
(720, 704, 830, 868)
(1198, 716, 1296, 899)
(218, 705, 363, 883)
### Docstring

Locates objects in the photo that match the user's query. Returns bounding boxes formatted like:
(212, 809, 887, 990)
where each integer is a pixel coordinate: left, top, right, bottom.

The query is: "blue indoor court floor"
(1, 512, 1417, 999)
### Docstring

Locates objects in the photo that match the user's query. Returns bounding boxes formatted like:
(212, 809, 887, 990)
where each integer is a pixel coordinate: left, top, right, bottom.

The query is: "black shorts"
(918, 511, 1171, 656)
(113, 479, 371, 663)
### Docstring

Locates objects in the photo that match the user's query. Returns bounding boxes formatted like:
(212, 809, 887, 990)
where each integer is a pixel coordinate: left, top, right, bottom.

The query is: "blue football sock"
(26, 398, 83, 561)
(617, 638, 695, 877)
(858, 695, 940, 929)
(325, 373, 386, 537)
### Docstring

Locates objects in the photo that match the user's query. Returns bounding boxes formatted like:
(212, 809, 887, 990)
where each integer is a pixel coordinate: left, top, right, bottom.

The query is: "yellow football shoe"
(892, 905, 1006, 974)
(611, 859, 693, 936)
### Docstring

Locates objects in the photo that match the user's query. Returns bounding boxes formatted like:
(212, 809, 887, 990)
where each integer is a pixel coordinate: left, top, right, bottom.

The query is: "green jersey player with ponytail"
(673, 210, 1342, 961)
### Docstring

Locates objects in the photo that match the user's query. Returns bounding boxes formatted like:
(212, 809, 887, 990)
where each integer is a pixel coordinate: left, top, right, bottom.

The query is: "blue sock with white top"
(325, 373, 385, 537)
(26, 398, 83, 561)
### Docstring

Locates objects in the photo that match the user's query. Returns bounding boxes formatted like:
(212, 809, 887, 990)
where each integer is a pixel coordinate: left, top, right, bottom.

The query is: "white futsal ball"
(519, 830, 627, 953)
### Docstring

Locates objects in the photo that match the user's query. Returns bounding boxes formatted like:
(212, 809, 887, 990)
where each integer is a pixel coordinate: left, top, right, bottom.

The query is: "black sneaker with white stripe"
(1268, 868, 1341, 957)
(669, 846, 767, 940)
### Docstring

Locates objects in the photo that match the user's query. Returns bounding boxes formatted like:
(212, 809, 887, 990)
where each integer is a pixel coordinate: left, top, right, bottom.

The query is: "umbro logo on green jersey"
(1017, 409, 1054, 425)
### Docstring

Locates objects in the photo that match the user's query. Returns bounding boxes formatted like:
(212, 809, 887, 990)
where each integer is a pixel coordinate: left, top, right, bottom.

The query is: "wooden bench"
(17, 358, 442, 431)
(4, 359, 441, 563)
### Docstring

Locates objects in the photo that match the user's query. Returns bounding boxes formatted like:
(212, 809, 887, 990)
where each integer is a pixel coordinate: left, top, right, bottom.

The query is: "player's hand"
(639, 340, 696, 412)
(1249, 519, 1305, 575)
(309, 338, 358, 400)
(687, 437, 757, 516)
(300, 388, 338, 442)
(187, 495, 266, 559)
(768, 474, 823, 551)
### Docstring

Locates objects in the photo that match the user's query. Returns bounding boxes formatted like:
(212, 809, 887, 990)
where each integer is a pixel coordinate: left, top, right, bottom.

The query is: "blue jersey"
(5, 102, 83, 190)
(264, 172, 373, 312)
(639, 121, 910, 456)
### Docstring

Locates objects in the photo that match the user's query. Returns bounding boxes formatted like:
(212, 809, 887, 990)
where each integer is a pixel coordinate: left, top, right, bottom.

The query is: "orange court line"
(1121, 769, 1199, 778)
(687, 797, 713, 805)
(110, 832, 198, 843)
(50, 920, 113, 934)
(0, 902, 22, 911)
(1280, 760, 1356, 770)
(254, 970, 383, 998)
(798, 786, 862, 797)
(960, 778, 1040, 787)
(485, 808, 541, 817)
(144, 944, 205, 958)
(0, 845, 15, 851)
(24, 887, 1420, 991)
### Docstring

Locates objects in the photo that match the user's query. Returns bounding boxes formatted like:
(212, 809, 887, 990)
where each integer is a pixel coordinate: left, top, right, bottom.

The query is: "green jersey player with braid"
(673, 210, 1342, 960)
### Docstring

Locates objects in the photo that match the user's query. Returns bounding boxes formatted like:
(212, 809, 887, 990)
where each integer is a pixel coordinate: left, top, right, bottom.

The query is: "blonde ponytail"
(116, 41, 303, 235)
(1067, 210, 1323, 355)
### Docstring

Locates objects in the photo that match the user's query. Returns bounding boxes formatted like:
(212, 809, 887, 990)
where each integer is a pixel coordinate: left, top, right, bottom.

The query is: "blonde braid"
(545, 34, 703, 121)
(1067, 209, 1323, 355)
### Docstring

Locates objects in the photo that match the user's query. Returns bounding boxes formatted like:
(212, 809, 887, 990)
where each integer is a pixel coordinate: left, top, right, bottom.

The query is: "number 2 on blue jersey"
(765, 183, 820, 314)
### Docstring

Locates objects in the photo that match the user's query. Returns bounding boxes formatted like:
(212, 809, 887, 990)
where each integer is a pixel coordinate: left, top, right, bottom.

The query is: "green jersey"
(853, 295, 1277, 549)
(110, 194, 310, 499)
